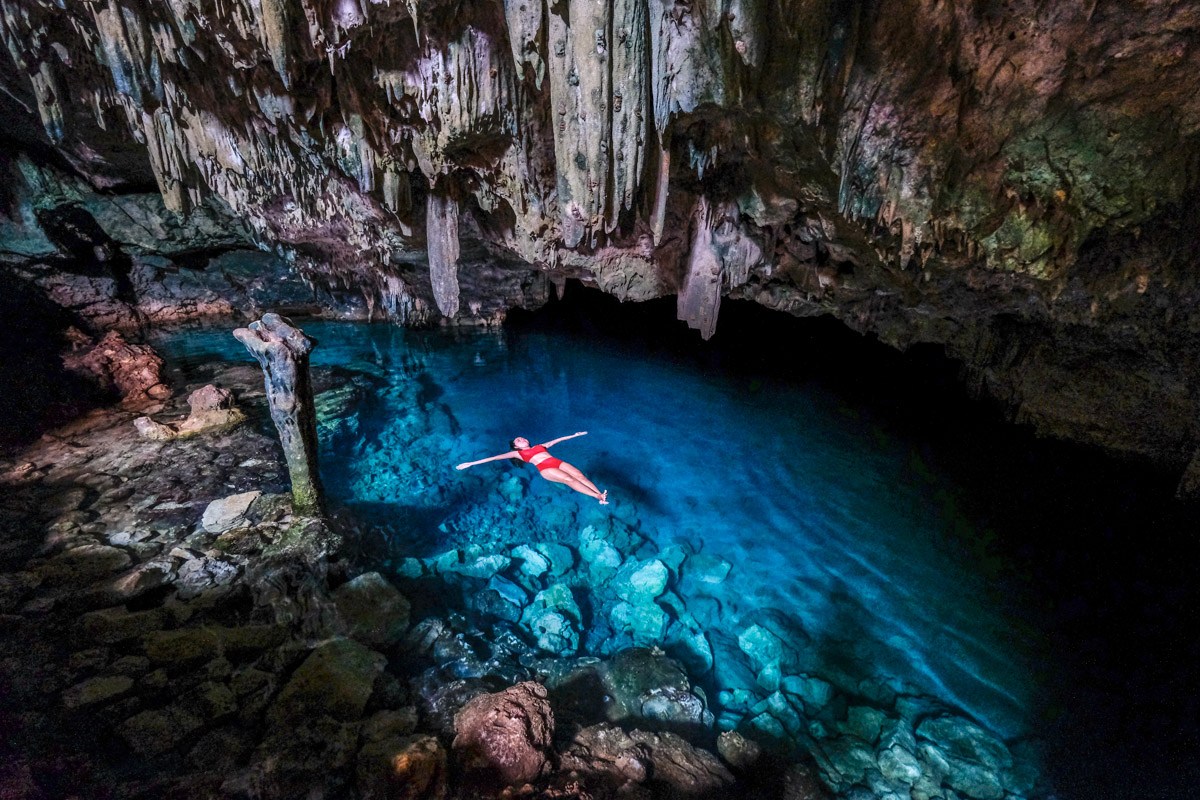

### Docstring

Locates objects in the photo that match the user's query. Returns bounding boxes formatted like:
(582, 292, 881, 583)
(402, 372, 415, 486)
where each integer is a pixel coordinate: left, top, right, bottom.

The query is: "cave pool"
(152, 291, 1200, 799)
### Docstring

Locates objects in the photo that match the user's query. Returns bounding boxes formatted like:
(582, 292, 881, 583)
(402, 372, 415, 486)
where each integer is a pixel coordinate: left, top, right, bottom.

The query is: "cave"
(1, 1, 1198, 799)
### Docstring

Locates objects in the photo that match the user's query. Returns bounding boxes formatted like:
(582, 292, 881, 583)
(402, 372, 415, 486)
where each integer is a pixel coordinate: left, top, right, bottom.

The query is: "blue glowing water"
(156, 316, 1038, 738)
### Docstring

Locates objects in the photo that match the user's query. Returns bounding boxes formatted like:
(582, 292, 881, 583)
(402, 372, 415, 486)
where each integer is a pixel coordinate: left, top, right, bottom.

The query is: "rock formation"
(234, 314, 324, 513)
(3, 0, 1198, 483)
(134, 383, 246, 439)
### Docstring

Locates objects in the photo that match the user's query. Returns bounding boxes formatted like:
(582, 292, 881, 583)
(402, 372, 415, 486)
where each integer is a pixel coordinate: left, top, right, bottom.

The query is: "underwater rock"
(683, 553, 731, 586)
(534, 543, 576, 577)
(781, 674, 834, 715)
(334, 572, 412, 647)
(511, 544, 551, 579)
(612, 559, 669, 603)
(915, 715, 1013, 799)
(201, 490, 262, 533)
(610, 601, 668, 646)
(522, 583, 582, 655)
(579, 526, 624, 584)
(452, 681, 555, 786)
(600, 648, 712, 730)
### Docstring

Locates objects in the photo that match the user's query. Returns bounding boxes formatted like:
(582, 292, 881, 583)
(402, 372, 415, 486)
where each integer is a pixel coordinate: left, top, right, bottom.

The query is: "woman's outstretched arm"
(455, 451, 519, 470)
(539, 431, 587, 448)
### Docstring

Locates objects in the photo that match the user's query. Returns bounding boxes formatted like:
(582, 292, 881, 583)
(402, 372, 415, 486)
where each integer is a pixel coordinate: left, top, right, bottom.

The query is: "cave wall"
(2, 0, 1199, 478)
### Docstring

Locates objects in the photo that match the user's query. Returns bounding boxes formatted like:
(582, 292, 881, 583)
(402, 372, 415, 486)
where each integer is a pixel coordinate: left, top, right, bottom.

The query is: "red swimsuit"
(518, 445, 563, 472)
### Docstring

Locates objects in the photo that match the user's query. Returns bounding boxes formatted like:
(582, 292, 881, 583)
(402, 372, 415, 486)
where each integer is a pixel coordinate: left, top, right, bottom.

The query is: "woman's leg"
(539, 468, 607, 503)
(558, 461, 602, 494)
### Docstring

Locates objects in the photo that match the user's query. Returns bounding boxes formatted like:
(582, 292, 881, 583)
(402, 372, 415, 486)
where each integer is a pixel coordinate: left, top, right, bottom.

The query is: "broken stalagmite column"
(233, 314, 324, 513)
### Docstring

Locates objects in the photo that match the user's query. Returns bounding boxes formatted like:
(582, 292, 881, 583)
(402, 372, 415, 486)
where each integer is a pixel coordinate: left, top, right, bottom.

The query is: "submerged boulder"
(521, 583, 582, 656)
(601, 648, 713, 730)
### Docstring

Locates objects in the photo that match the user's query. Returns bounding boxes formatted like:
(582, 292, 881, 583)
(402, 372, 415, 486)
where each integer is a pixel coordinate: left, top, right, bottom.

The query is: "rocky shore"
(0, 355, 819, 799)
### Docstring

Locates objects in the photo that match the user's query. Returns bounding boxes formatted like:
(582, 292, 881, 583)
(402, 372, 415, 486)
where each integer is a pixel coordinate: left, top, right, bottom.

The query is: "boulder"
(334, 572, 412, 647)
(62, 330, 169, 407)
(452, 682, 554, 786)
(562, 724, 734, 796)
(601, 648, 712, 729)
(201, 491, 262, 533)
(62, 675, 134, 708)
(267, 638, 387, 726)
(716, 730, 761, 771)
(521, 584, 582, 655)
(357, 734, 447, 800)
(611, 601, 668, 645)
(119, 705, 205, 756)
(134, 384, 246, 440)
(578, 526, 623, 583)
(511, 545, 551, 579)
(612, 559, 669, 603)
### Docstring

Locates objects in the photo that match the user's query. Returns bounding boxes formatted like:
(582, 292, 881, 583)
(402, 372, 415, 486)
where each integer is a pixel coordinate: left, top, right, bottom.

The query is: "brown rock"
(561, 723, 734, 797)
(452, 681, 555, 786)
(356, 734, 447, 800)
(62, 331, 167, 407)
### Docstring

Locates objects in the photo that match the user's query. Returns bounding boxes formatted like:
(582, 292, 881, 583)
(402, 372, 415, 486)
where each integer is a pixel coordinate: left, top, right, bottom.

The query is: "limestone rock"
(521, 583, 582, 656)
(716, 730, 761, 772)
(562, 724, 734, 796)
(62, 331, 169, 407)
(601, 648, 712, 730)
(119, 705, 205, 756)
(267, 638, 386, 727)
(201, 491, 262, 533)
(134, 384, 246, 440)
(612, 559, 669, 603)
(62, 675, 134, 708)
(452, 681, 554, 786)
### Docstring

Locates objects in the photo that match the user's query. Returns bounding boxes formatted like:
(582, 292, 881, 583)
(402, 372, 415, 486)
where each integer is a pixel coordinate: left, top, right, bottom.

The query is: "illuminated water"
(154, 292, 1200, 799)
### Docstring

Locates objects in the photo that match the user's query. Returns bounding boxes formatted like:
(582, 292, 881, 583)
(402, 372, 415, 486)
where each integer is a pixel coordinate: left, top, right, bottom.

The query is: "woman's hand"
(455, 462, 470, 470)
(575, 431, 587, 437)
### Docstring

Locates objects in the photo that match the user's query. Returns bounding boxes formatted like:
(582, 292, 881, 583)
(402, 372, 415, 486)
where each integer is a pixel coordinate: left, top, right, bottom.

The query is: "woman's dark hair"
(509, 439, 526, 466)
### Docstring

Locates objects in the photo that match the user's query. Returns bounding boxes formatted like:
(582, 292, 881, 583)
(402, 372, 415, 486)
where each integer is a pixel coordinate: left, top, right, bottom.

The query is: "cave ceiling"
(2, 0, 1200, 470)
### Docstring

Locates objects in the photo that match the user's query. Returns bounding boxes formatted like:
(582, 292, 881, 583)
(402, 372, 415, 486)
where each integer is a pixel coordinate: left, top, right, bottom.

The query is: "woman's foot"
(598, 490, 609, 505)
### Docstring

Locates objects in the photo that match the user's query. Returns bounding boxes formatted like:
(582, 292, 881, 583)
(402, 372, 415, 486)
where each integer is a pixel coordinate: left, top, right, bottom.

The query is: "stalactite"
(427, 186, 461, 318)
(677, 196, 723, 340)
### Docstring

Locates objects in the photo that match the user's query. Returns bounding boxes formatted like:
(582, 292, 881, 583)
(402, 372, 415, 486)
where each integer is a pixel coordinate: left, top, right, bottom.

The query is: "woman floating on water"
(456, 431, 608, 504)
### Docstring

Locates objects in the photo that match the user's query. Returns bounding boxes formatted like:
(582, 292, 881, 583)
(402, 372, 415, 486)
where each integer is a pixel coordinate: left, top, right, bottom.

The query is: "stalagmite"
(233, 314, 324, 514)
(427, 186, 461, 318)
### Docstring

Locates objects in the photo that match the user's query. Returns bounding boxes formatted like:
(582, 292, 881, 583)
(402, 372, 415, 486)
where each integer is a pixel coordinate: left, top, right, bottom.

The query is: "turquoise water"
(155, 308, 1047, 782)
